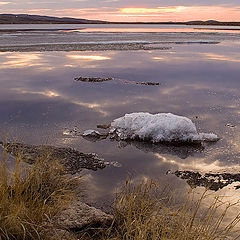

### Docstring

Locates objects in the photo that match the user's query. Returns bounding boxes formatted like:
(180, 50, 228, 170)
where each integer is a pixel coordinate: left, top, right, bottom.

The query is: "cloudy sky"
(0, 0, 240, 21)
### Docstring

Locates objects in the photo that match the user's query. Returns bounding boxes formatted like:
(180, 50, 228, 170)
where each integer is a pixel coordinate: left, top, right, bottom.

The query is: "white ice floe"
(110, 112, 219, 143)
(82, 129, 101, 137)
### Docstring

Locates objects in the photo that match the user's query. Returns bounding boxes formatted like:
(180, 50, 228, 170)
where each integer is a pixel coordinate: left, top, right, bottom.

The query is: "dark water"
(1, 40, 240, 208)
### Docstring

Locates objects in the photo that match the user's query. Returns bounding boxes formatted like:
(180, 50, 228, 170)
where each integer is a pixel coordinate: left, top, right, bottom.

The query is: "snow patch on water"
(110, 112, 219, 143)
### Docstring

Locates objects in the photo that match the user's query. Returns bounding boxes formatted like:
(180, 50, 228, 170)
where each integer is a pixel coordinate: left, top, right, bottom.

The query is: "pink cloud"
(1, 5, 240, 22)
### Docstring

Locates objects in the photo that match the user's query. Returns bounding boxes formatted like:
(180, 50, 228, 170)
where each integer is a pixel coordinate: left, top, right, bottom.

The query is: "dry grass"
(0, 144, 78, 240)
(1, 141, 240, 240)
(94, 179, 240, 240)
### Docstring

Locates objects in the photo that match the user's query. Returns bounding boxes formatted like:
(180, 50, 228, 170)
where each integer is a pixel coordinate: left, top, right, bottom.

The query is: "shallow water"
(1, 26, 240, 211)
(1, 24, 240, 50)
(1, 23, 240, 32)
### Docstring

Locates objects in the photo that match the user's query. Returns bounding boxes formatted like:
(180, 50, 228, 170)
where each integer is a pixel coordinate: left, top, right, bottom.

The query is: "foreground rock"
(1, 142, 106, 174)
(172, 170, 240, 191)
(110, 112, 219, 143)
(53, 199, 113, 231)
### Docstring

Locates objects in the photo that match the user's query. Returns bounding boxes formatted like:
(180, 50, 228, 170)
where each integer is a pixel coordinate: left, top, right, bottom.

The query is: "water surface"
(1, 27, 240, 210)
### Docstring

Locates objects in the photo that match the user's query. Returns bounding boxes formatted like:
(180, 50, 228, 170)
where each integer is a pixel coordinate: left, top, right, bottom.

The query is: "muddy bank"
(0, 43, 171, 52)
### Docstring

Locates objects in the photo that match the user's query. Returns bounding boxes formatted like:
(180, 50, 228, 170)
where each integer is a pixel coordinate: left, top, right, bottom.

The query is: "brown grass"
(91, 179, 240, 240)
(0, 145, 78, 240)
(1, 141, 240, 240)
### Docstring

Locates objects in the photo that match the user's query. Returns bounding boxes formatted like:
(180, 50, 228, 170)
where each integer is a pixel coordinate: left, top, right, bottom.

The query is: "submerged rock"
(135, 81, 160, 86)
(172, 170, 240, 191)
(110, 112, 219, 143)
(74, 76, 114, 82)
(0, 142, 106, 174)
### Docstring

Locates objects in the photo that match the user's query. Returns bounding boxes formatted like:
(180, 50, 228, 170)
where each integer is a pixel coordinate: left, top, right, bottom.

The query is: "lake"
(0, 24, 240, 210)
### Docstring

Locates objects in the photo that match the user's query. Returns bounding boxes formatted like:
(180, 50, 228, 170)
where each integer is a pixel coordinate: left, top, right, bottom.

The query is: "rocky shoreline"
(1, 142, 106, 174)
(172, 170, 240, 191)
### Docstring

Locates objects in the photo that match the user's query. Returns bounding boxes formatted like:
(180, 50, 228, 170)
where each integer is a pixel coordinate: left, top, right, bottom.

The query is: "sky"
(0, 0, 240, 22)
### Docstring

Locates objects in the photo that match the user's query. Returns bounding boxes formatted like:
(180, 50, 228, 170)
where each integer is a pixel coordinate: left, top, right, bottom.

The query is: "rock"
(74, 77, 114, 82)
(135, 81, 160, 86)
(97, 124, 111, 129)
(82, 129, 108, 142)
(173, 170, 240, 191)
(82, 129, 101, 137)
(53, 200, 113, 231)
(119, 79, 160, 86)
(0, 142, 106, 174)
(42, 228, 78, 240)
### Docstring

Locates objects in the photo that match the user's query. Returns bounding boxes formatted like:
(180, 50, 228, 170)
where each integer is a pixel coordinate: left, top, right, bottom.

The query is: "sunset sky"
(0, 0, 240, 22)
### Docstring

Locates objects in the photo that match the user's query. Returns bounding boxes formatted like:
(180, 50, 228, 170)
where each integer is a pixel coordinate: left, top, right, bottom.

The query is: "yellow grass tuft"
(0, 145, 78, 240)
(100, 179, 240, 240)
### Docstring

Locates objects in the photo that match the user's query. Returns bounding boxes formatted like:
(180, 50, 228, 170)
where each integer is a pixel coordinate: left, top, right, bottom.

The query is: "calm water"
(1, 23, 240, 32)
(1, 25, 240, 209)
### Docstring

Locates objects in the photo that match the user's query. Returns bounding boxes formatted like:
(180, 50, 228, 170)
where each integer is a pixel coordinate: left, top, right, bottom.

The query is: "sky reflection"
(1, 42, 240, 206)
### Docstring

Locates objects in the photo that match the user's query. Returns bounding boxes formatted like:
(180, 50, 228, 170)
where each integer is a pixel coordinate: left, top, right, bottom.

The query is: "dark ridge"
(0, 14, 106, 24)
(0, 14, 240, 26)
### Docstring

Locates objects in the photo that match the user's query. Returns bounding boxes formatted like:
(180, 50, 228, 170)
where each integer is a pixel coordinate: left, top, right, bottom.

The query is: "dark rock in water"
(0, 142, 106, 174)
(74, 77, 114, 82)
(119, 78, 161, 86)
(82, 129, 108, 142)
(173, 170, 240, 191)
(74, 77, 160, 86)
(135, 82, 160, 86)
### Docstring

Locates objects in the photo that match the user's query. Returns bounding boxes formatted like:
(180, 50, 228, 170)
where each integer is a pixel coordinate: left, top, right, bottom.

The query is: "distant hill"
(0, 14, 106, 24)
(186, 20, 240, 26)
(0, 14, 239, 26)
